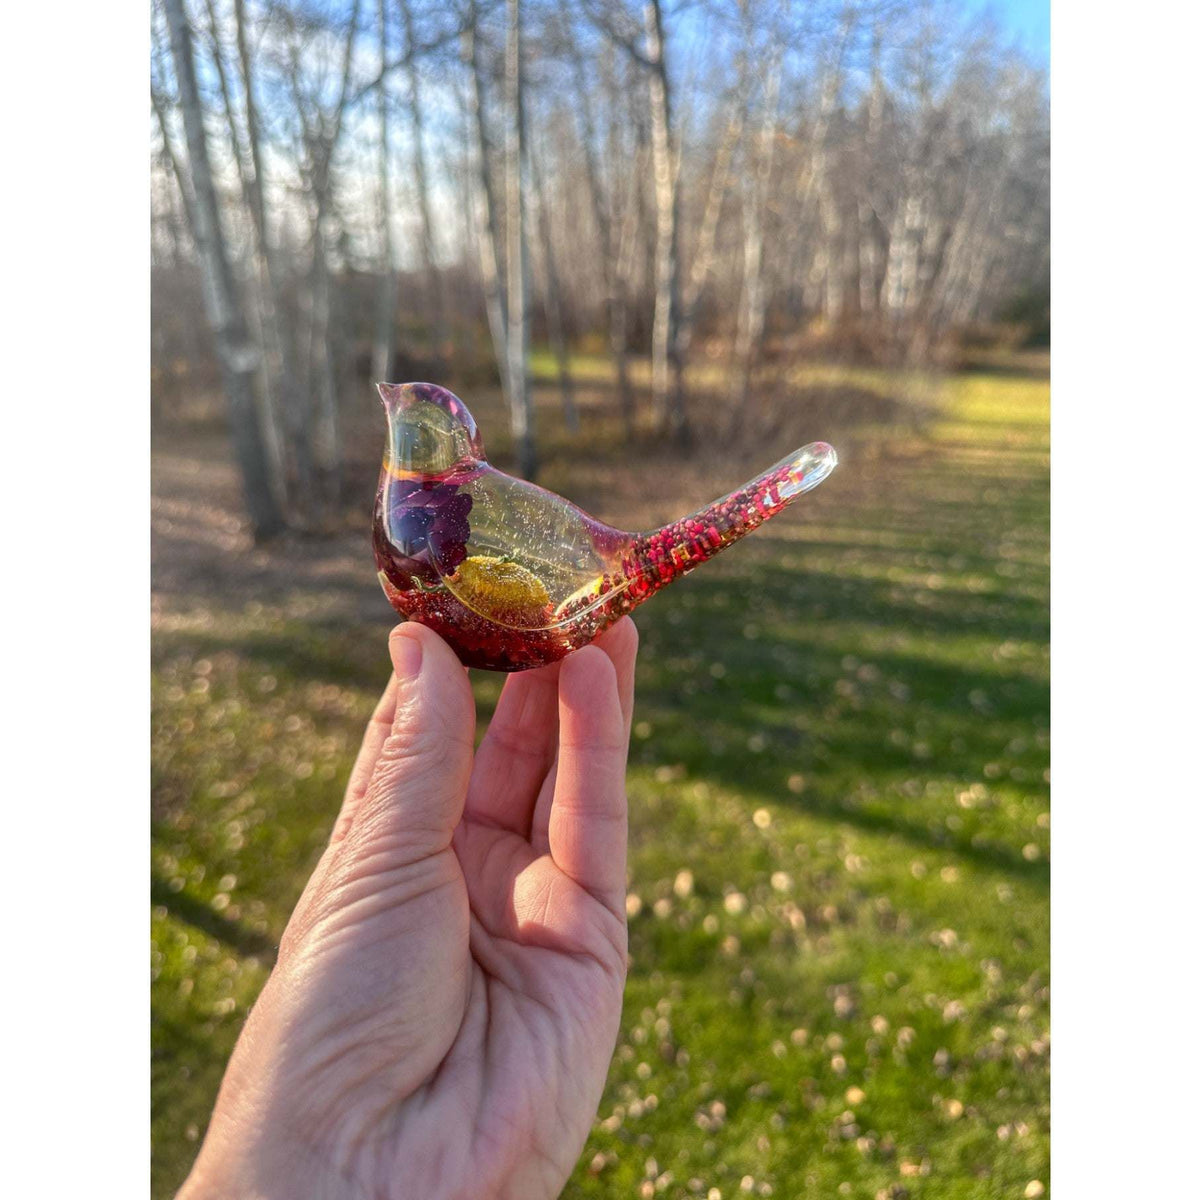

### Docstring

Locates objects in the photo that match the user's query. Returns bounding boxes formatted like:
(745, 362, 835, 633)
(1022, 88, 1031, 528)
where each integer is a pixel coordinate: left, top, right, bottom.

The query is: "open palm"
(182, 619, 638, 1200)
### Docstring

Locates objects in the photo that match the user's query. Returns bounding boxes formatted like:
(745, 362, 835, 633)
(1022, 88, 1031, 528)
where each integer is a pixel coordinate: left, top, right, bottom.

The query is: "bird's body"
(372, 383, 837, 671)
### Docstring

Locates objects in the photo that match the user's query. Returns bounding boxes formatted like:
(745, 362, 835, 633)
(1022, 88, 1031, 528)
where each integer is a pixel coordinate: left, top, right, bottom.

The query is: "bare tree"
(399, 0, 449, 367)
(505, 0, 536, 477)
(196, 0, 296, 505)
(731, 53, 782, 411)
(463, 0, 511, 400)
(284, 0, 361, 512)
(149, 80, 196, 238)
(152, 0, 1049, 524)
(372, 0, 398, 383)
(530, 136, 579, 432)
(161, 0, 285, 540)
(582, 0, 686, 436)
(643, 0, 685, 439)
(676, 82, 747, 370)
(232, 0, 311, 508)
(567, 31, 634, 432)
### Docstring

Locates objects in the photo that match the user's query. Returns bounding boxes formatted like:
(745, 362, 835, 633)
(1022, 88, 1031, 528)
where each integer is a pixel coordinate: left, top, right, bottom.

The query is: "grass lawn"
(152, 360, 1049, 1198)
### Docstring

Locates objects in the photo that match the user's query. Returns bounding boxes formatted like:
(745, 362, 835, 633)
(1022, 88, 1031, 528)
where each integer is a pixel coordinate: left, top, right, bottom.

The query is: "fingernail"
(391, 630, 423, 682)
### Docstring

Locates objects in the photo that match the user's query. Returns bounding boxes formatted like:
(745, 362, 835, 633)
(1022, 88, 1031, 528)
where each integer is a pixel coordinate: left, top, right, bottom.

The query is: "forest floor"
(151, 354, 1050, 1199)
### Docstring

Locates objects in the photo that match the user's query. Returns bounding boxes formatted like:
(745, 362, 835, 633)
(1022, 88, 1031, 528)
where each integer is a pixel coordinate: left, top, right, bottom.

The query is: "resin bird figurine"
(372, 382, 838, 672)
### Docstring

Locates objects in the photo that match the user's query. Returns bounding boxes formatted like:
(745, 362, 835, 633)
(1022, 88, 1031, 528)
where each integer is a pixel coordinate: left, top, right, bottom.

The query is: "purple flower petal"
(439, 493, 473, 522)
(437, 510, 471, 541)
(436, 541, 467, 571)
(392, 506, 435, 552)
(421, 482, 458, 506)
(387, 478, 423, 503)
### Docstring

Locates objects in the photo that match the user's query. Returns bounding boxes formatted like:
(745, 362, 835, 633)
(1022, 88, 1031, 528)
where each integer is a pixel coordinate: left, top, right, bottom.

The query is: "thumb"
(338, 623, 475, 864)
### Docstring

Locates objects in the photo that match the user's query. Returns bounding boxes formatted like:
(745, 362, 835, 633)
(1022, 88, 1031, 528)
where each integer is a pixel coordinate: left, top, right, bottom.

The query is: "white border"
(4, 1, 149, 1192)
(1054, 0, 1199, 1193)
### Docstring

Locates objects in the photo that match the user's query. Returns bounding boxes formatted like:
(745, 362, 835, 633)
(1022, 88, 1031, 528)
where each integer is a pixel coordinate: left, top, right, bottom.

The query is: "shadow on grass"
(153, 623, 390, 690)
(634, 644, 1050, 891)
(623, 502, 1048, 887)
(151, 872, 278, 961)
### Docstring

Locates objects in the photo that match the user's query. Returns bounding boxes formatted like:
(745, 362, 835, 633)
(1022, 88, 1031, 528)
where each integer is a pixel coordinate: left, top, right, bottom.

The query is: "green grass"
(152, 364, 1049, 1198)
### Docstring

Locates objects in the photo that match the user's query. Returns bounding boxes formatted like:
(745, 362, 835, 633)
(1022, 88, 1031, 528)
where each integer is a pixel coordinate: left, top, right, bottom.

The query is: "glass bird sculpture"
(372, 382, 838, 672)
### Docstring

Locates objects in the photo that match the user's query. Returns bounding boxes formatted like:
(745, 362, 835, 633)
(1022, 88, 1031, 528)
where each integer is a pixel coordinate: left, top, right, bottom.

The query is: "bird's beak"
(377, 382, 406, 411)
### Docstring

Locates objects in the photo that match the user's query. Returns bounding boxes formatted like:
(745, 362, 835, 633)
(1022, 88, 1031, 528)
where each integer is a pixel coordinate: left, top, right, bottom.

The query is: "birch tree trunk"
(608, 48, 642, 436)
(309, 210, 340, 509)
(857, 26, 888, 320)
(399, 0, 448, 367)
(151, 115, 193, 268)
(676, 94, 745, 365)
(505, 0, 536, 478)
(372, 0, 397, 383)
(201, 0, 289, 506)
(571, 38, 634, 434)
(571, 36, 638, 441)
(463, 3, 511, 400)
(163, 0, 285, 540)
(304, 0, 360, 513)
(732, 57, 781, 412)
(644, 0, 686, 441)
(200, 0, 254, 204)
(813, 29, 848, 322)
(531, 141, 578, 433)
(150, 84, 197, 236)
(233, 0, 311, 511)
(612, 142, 644, 432)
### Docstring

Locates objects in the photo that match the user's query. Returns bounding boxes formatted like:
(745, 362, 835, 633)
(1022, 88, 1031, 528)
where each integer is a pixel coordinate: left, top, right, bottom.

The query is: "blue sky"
(969, 0, 1050, 63)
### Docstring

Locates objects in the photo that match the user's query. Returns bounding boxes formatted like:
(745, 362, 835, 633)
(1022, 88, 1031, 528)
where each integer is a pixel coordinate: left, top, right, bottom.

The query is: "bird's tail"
(623, 443, 838, 600)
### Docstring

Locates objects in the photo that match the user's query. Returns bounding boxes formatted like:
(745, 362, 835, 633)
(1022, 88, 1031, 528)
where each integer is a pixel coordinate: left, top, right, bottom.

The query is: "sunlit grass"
(152, 363, 1049, 1198)
(529, 347, 946, 408)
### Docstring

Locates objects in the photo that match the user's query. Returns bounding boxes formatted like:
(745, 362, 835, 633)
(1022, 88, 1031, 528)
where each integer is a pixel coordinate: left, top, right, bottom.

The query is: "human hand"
(180, 618, 637, 1200)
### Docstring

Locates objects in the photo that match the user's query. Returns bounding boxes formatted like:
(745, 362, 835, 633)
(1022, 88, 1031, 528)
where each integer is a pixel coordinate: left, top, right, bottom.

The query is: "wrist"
(179, 1109, 356, 1200)
(181, 1141, 367, 1200)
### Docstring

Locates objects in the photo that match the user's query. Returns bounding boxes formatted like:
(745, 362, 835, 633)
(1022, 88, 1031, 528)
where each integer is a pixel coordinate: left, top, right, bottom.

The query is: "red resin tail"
(623, 442, 837, 601)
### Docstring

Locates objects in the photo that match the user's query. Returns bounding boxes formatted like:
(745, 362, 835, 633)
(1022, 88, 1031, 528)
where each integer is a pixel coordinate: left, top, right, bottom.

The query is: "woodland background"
(151, 0, 1048, 529)
(151, 0, 1050, 1195)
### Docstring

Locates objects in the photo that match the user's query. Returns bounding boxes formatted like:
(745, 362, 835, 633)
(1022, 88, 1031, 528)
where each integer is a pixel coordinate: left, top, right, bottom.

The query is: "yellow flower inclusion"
(449, 555, 551, 621)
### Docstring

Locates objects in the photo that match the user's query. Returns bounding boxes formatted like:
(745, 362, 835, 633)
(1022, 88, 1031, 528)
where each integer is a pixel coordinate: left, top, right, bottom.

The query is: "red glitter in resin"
(372, 382, 837, 672)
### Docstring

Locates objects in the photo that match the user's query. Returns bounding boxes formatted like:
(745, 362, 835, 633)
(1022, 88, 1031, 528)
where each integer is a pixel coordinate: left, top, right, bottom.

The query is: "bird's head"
(378, 382, 485, 476)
